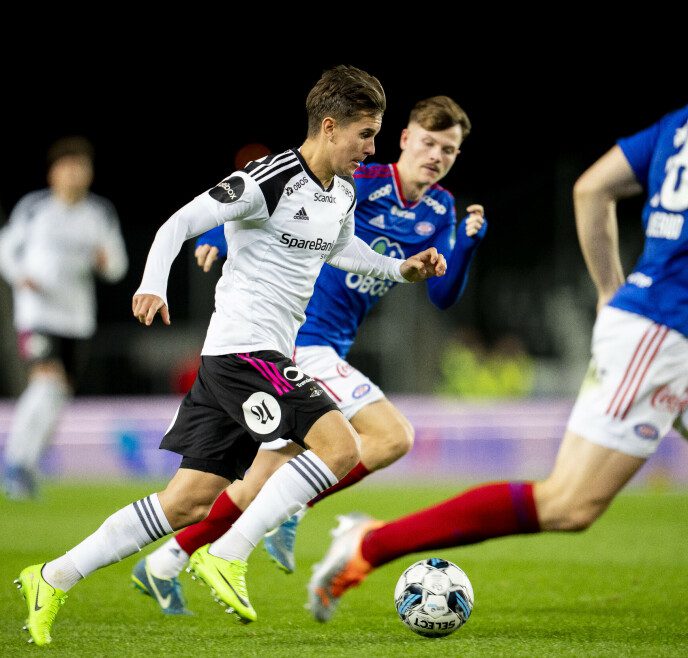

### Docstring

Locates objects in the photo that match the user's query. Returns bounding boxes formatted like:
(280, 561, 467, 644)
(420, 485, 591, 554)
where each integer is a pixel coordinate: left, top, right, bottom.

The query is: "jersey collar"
(292, 148, 335, 192)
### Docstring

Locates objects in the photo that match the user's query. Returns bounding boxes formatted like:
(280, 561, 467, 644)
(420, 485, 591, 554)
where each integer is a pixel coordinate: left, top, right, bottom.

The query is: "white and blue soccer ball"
(394, 558, 474, 638)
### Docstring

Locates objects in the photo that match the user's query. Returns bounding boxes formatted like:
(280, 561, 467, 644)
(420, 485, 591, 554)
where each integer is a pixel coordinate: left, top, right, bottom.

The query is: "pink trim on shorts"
(236, 353, 293, 396)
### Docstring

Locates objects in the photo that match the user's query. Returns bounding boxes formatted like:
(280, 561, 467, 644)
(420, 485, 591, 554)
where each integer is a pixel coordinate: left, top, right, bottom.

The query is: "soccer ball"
(394, 558, 474, 638)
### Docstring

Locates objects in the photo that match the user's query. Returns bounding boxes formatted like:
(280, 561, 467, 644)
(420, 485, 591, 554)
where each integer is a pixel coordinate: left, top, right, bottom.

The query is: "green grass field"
(1, 481, 687, 657)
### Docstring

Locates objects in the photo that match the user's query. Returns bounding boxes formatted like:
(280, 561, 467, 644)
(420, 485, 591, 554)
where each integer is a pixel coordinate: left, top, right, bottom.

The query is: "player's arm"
(427, 204, 487, 310)
(194, 225, 228, 272)
(94, 201, 128, 283)
(574, 145, 643, 309)
(0, 194, 41, 290)
(327, 214, 446, 282)
(133, 174, 263, 326)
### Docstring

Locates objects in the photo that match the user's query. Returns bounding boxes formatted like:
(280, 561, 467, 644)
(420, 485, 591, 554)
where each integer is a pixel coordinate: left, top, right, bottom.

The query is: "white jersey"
(0, 190, 128, 338)
(136, 148, 407, 358)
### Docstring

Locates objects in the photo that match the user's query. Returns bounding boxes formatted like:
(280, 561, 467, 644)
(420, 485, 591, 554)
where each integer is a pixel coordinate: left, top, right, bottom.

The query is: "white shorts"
(261, 345, 385, 451)
(567, 306, 688, 458)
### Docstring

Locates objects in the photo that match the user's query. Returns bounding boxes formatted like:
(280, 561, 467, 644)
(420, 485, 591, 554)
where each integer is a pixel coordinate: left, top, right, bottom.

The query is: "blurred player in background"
(14, 65, 449, 646)
(307, 104, 688, 622)
(0, 136, 128, 499)
(133, 95, 486, 616)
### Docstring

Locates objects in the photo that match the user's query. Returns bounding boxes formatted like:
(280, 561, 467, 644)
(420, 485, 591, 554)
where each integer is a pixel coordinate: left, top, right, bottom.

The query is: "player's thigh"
(536, 429, 646, 517)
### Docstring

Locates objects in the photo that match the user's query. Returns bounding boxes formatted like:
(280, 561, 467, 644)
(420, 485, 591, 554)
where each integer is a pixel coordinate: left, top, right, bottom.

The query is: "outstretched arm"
(427, 204, 487, 310)
(573, 145, 643, 309)
(327, 235, 446, 282)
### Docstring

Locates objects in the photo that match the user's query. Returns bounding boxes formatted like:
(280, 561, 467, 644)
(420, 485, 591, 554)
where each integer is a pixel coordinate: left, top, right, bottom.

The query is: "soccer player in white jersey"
(133, 96, 487, 616)
(14, 65, 448, 646)
(0, 136, 128, 499)
(306, 104, 688, 622)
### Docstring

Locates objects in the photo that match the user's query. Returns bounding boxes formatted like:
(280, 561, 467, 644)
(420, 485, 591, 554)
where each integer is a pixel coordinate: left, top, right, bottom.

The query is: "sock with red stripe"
(307, 461, 370, 507)
(361, 482, 540, 567)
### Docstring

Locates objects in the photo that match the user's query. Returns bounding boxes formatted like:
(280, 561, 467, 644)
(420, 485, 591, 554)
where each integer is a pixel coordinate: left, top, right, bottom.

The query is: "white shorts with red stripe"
(567, 306, 688, 458)
(261, 345, 385, 451)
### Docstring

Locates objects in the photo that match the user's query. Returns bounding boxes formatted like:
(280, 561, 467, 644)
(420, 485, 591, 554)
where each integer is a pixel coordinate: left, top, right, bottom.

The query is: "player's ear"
(323, 117, 336, 141)
(400, 128, 409, 150)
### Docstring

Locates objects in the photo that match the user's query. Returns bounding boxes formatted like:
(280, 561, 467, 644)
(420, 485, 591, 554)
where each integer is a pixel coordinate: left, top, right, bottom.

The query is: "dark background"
(1, 51, 684, 394)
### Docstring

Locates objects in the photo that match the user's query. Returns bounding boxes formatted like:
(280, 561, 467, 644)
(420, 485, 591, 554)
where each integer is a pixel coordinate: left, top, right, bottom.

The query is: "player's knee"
(327, 437, 360, 479)
(379, 417, 415, 462)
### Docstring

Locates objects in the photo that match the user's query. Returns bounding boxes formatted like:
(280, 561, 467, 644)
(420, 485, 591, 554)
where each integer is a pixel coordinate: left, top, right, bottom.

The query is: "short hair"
(409, 96, 471, 138)
(306, 65, 386, 137)
(47, 136, 95, 167)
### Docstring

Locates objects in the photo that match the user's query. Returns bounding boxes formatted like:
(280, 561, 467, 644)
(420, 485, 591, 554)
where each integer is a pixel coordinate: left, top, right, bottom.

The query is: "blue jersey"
(610, 106, 688, 337)
(198, 162, 485, 357)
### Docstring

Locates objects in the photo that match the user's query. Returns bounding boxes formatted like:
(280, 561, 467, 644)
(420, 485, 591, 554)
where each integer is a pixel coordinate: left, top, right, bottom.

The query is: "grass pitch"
(1, 481, 687, 657)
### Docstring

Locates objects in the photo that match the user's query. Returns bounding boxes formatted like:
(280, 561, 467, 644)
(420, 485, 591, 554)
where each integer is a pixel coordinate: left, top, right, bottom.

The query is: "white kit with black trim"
(136, 148, 406, 358)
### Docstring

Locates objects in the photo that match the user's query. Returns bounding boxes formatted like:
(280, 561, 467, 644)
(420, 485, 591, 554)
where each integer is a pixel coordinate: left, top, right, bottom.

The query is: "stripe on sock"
(133, 499, 163, 541)
(296, 453, 335, 490)
(142, 496, 166, 537)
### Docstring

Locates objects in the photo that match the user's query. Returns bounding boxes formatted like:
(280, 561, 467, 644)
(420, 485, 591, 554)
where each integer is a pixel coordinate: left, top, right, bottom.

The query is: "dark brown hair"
(306, 65, 386, 137)
(409, 96, 471, 137)
(47, 136, 95, 167)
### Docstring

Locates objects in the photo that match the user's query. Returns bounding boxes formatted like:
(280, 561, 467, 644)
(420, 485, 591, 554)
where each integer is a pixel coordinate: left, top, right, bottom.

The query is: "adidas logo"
(293, 207, 309, 221)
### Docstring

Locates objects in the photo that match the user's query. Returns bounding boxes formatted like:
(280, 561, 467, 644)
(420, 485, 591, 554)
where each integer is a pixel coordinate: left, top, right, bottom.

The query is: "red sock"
(307, 461, 370, 507)
(176, 491, 243, 555)
(361, 482, 540, 567)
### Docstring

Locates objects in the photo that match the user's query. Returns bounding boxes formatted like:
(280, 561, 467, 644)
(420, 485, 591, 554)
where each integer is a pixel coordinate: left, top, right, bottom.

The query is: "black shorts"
(17, 330, 90, 384)
(161, 350, 339, 481)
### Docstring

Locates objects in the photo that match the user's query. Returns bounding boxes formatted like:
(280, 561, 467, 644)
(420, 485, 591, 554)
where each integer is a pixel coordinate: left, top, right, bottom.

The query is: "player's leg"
(264, 399, 413, 572)
(182, 350, 357, 622)
(4, 348, 71, 499)
(15, 359, 239, 644)
(16, 467, 228, 645)
(136, 444, 300, 612)
(265, 346, 412, 571)
(307, 308, 688, 621)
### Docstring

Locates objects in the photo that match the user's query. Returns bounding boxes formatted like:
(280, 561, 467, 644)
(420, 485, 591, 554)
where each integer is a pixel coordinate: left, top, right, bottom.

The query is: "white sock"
(43, 494, 172, 591)
(4, 376, 69, 471)
(210, 450, 337, 562)
(145, 537, 190, 578)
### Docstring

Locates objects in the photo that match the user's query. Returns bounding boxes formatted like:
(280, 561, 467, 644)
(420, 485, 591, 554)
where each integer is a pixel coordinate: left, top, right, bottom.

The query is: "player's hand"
(400, 247, 447, 282)
(195, 244, 220, 272)
(132, 293, 170, 326)
(464, 204, 485, 237)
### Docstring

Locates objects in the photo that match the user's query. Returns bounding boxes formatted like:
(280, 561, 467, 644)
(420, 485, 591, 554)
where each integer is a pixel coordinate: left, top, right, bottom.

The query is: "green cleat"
(187, 545, 257, 623)
(15, 563, 67, 646)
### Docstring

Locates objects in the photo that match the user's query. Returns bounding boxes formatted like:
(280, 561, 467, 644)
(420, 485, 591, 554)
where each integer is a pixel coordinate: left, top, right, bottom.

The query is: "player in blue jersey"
(306, 105, 688, 622)
(133, 96, 487, 614)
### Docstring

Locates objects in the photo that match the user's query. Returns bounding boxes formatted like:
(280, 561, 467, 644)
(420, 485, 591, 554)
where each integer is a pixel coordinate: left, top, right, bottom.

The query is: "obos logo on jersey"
(243, 392, 281, 434)
(345, 237, 405, 298)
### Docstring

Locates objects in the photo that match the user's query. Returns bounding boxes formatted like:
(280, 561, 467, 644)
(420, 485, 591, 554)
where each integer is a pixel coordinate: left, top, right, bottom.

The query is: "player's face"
(330, 113, 382, 177)
(399, 122, 463, 186)
(48, 155, 94, 194)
